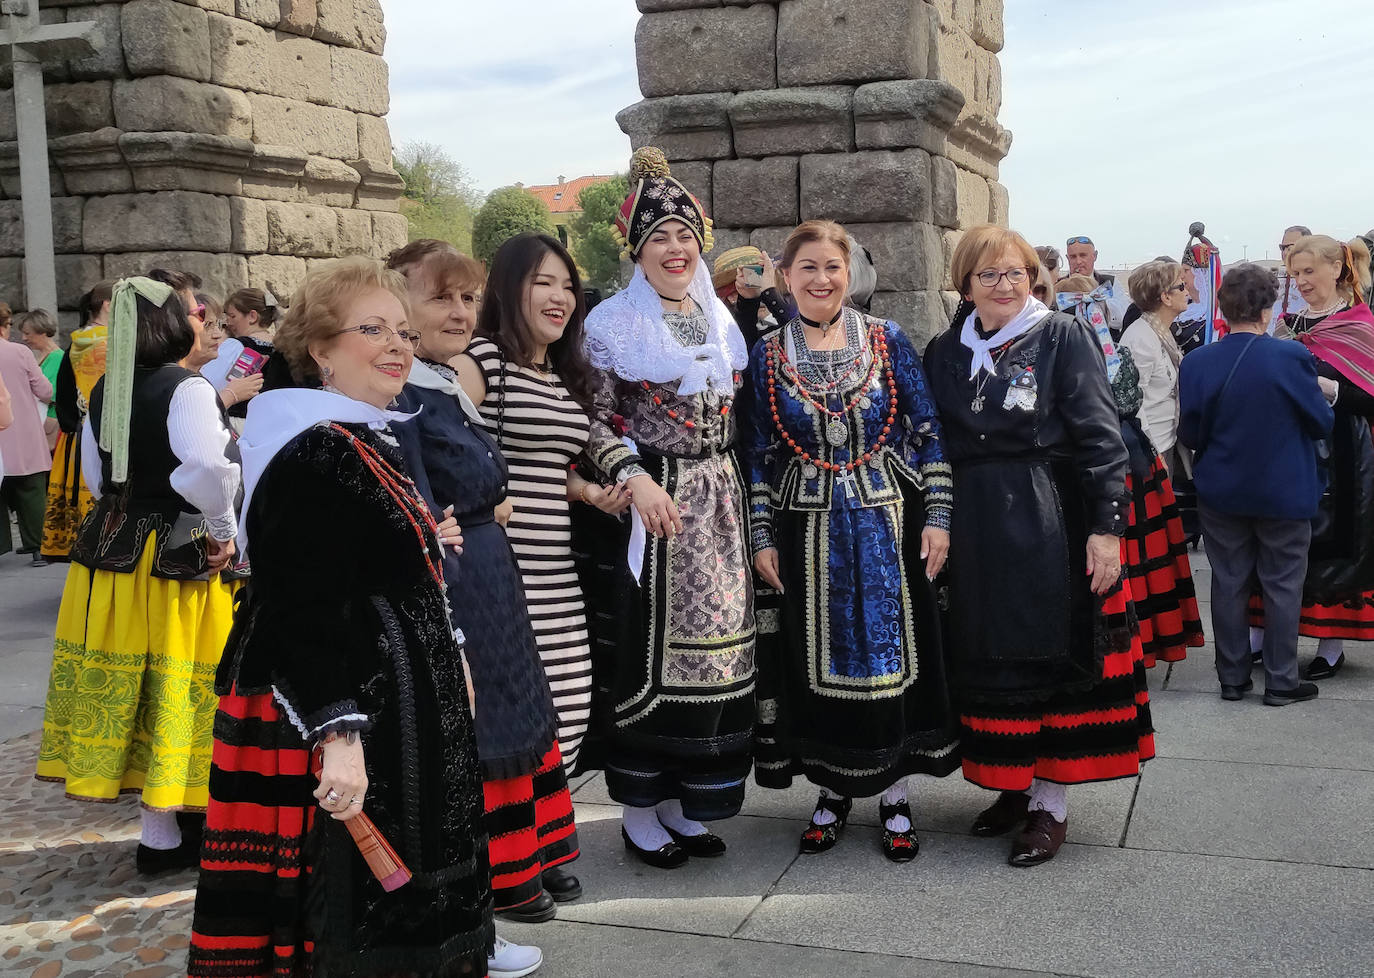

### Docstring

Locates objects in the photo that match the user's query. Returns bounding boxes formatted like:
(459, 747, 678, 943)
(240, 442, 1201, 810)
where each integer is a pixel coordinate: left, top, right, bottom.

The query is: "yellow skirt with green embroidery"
(35, 531, 241, 811)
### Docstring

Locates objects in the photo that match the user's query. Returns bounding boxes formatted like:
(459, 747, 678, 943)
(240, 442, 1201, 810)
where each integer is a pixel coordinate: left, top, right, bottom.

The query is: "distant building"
(524, 175, 615, 245)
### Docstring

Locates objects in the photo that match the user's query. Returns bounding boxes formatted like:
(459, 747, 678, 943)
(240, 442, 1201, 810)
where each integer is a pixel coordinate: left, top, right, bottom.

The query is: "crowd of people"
(7, 143, 1372, 978)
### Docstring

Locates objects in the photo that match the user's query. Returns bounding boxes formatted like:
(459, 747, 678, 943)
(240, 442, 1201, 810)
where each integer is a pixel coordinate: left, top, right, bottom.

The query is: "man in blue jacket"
(1179, 264, 1334, 706)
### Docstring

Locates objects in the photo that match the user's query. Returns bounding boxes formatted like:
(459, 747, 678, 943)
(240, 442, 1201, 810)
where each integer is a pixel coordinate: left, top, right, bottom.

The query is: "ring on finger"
(325, 788, 341, 804)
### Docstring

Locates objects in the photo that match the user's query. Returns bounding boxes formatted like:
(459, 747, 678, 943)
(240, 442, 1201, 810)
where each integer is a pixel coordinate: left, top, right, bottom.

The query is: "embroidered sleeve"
(741, 339, 778, 555)
(886, 324, 953, 530)
(585, 363, 642, 479)
(1055, 318, 1130, 536)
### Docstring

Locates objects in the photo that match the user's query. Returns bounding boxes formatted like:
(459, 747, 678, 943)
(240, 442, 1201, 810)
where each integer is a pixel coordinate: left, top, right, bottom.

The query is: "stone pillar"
(0, 0, 405, 327)
(617, 0, 1011, 348)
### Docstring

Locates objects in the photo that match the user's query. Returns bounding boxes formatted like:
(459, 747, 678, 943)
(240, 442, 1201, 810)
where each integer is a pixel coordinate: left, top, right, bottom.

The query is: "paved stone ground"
(2, 543, 1372, 977)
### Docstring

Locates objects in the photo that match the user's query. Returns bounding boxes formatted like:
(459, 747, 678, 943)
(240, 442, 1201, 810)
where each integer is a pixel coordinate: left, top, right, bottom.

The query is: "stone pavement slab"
(1126, 756, 1374, 869)
(1164, 642, 1374, 702)
(739, 832, 1374, 978)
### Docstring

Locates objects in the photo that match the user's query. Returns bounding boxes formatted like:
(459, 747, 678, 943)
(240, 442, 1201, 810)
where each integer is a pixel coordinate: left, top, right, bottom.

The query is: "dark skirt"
(484, 741, 579, 912)
(959, 579, 1156, 790)
(753, 492, 959, 798)
(1124, 453, 1205, 667)
(188, 690, 493, 978)
(1249, 591, 1374, 641)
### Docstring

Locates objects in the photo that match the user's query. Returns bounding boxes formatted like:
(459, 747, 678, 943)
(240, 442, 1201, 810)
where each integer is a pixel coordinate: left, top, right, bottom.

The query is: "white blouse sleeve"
(81, 415, 103, 500)
(168, 377, 241, 542)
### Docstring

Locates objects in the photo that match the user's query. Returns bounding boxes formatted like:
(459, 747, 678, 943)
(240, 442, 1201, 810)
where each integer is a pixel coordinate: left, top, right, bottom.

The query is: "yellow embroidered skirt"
(40, 430, 94, 560)
(35, 531, 240, 810)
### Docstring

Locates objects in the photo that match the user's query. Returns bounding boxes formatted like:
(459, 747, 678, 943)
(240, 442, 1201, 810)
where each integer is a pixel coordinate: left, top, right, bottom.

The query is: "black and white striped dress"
(468, 337, 593, 770)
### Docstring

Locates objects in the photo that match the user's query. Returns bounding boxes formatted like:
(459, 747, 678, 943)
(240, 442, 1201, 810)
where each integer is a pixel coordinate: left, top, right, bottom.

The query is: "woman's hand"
(314, 735, 367, 822)
(628, 474, 684, 538)
(436, 506, 464, 555)
(222, 372, 264, 409)
(206, 536, 236, 573)
(1318, 376, 1339, 404)
(460, 651, 476, 720)
(1086, 532, 1122, 595)
(754, 548, 784, 592)
(584, 481, 634, 516)
(494, 498, 513, 527)
(920, 526, 950, 580)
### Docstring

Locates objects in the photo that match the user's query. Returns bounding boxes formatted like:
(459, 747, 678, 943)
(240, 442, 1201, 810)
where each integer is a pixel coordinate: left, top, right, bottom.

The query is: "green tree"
(569, 174, 630, 293)
(472, 186, 556, 263)
(393, 141, 484, 253)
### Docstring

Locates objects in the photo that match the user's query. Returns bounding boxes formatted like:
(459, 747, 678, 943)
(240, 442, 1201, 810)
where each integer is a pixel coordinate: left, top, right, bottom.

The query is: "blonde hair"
(949, 224, 1039, 295)
(1056, 274, 1097, 294)
(781, 220, 851, 269)
(1128, 261, 1185, 314)
(277, 257, 410, 384)
(1285, 234, 1372, 302)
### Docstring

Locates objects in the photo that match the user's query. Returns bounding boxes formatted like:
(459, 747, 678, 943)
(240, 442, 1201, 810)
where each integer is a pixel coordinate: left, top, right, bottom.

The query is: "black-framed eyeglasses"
(335, 323, 421, 346)
(1066, 236, 1093, 246)
(1279, 243, 1294, 253)
(975, 267, 1030, 288)
(1169, 282, 1188, 294)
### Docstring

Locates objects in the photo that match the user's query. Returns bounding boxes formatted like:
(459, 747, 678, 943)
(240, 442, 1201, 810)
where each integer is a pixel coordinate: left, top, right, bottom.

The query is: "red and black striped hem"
(1125, 460, 1205, 668)
(1249, 591, 1374, 640)
(484, 740, 579, 911)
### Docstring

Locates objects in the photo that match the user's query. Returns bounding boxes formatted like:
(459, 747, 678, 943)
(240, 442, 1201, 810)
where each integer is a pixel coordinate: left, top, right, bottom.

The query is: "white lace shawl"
(584, 262, 747, 396)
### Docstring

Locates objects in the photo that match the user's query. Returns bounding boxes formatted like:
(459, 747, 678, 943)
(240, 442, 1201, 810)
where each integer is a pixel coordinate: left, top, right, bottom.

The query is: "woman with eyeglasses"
(924, 225, 1153, 868)
(189, 257, 492, 977)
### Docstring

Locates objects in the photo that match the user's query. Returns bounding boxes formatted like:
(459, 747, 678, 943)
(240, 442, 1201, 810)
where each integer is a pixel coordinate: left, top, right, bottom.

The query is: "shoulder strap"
(1194, 334, 1259, 461)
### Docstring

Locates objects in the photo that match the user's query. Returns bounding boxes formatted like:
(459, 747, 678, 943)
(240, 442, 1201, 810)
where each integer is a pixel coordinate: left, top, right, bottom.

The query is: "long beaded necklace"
(640, 377, 737, 432)
(329, 423, 444, 587)
(765, 325, 898, 478)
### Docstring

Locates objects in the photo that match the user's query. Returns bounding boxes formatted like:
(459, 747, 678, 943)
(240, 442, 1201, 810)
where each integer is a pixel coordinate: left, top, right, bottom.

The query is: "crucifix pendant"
(971, 395, 985, 414)
(834, 468, 858, 499)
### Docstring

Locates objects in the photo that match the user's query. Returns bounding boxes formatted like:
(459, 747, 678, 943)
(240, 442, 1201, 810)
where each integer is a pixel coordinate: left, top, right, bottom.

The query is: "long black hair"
(476, 232, 596, 410)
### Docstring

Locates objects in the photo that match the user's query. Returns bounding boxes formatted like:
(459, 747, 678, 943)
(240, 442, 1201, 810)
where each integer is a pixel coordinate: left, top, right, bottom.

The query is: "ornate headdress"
(612, 147, 714, 259)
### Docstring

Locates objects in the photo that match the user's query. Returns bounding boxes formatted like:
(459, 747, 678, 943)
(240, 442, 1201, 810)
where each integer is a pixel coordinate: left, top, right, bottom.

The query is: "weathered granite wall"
(617, 0, 1011, 346)
(0, 0, 405, 323)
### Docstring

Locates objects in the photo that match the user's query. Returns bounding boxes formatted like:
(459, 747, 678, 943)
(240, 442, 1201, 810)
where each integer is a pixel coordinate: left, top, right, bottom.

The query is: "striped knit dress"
(468, 337, 593, 771)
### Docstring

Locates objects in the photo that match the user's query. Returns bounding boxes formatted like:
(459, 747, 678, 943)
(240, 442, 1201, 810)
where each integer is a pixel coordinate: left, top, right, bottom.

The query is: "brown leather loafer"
(1008, 810, 1067, 867)
(970, 791, 1030, 837)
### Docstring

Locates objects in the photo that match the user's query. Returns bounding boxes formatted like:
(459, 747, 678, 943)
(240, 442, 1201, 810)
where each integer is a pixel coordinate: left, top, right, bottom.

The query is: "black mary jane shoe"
(1302, 653, 1345, 681)
(878, 800, 920, 863)
(621, 826, 689, 869)
(135, 840, 200, 877)
(665, 826, 727, 858)
(496, 889, 557, 924)
(799, 794, 851, 855)
(970, 791, 1030, 837)
(1220, 679, 1254, 701)
(541, 865, 583, 902)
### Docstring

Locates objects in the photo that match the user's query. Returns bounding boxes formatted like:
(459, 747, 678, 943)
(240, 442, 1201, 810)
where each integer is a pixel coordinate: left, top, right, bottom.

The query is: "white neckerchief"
(407, 358, 482, 423)
(959, 296, 1051, 379)
(237, 388, 418, 558)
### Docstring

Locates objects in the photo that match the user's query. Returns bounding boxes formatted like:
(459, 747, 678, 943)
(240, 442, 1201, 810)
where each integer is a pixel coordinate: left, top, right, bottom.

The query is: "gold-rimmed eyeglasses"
(335, 323, 421, 346)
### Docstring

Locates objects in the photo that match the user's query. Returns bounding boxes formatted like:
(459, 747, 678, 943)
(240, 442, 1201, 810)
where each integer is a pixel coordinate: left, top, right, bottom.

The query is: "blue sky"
(383, 0, 1373, 267)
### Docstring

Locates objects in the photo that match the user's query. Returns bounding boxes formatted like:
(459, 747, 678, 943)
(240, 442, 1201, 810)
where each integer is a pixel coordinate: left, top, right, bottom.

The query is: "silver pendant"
(971, 395, 985, 414)
(826, 418, 848, 446)
(858, 394, 872, 410)
(802, 462, 818, 479)
(802, 400, 816, 415)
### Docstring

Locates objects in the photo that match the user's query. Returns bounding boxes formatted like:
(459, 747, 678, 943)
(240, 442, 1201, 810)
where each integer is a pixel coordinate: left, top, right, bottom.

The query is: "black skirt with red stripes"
(959, 581, 1156, 791)
(1248, 590, 1374, 640)
(484, 741, 579, 912)
(1124, 453, 1206, 666)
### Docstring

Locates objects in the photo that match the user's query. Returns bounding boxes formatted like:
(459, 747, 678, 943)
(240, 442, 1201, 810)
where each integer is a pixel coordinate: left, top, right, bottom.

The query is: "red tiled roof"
(525, 175, 615, 215)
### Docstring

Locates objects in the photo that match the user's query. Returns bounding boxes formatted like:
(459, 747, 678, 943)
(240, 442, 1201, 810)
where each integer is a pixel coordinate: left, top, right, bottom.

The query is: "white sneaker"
(489, 934, 543, 978)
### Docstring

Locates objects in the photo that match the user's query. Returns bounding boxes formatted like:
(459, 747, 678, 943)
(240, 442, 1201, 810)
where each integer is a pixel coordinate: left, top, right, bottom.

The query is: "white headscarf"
(584, 261, 747, 395)
(959, 296, 1052, 379)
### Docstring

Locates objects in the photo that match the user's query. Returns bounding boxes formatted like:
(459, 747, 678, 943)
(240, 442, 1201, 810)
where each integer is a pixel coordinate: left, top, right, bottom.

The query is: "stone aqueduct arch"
(1, 0, 1009, 340)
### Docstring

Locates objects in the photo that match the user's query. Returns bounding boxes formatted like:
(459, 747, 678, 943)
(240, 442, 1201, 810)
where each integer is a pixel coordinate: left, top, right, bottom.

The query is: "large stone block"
(206, 13, 272, 88)
(230, 196, 268, 252)
(242, 144, 308, 201)
(300, 155, 360, 206)
(0, 142, 66, 198)
(635, 6, 776, 98)
(113, 76, 253, 138)
(355, 0, 386, 55)
(103, 250, 250, 300)
(50, 129, 132, 194)
(954, 165, 990, 228)
(278, 0, 318, 36)
(56, 255, 104, 309)
(853, 80, 964, 154)
(53, 198, 85, 253)
(668, 160, 712, 217)
(868, 290, 947, 348)
(330, 46, 388, 115)
(315, 0, 385, 53)
(351, 158, 404, 212)
(749, 226, 793, 260)
(120, 131, 253, 194)
(357, 114, 391, 161)
(46, 82, 115, 136)
(0, 202, 21, 257)
(0, 94, 12, 142)
(248, 93, 359, 160)
(0, 258, 25, 311)
(275, 33, 334, 105)
(705, 226, 750, 257)
(84, 191, 232, 253)
(336, 207, 372, 255)
(713, 157, 798, 229)
(729, 87, 853, 157)
(930, 0, 976, 33)
(799, 150, 931, 224)
(236, 0, 281, 27)
(371, 211, 408, 258)
(988, 179, 1008, 226)
(121, 0, 212, 81)
(777, 0, 931, 86)
(945, 113, 1012, 179)
(66, 5, 127, 81)
(265, 200, 338, 256)
(6, 8, 69, 86)
(972, 0, 1005, 53)
(845, 221, 945, 292)
(931, 153, 958, 228)
(247, 253, 307, 296)
(617, 94, 733, 162)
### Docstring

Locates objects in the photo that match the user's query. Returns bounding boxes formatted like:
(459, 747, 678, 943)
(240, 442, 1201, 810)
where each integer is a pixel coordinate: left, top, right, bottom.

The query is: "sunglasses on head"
(1066, 236, 1093, 246)
(191, 304, 206, 318)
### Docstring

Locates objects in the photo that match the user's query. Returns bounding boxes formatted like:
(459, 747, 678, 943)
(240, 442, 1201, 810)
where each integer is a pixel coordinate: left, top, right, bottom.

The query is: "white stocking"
(1249, 626, 1264, 654)
(881, 777, 911, 833)
(811, 787, 845, 826)
(140, 809, 182, 850)
(655, 798, 707, 837)
(622, 805, 671, 850)
(1317, 637, 1344, 666)
(1027, 779, 1067, 823)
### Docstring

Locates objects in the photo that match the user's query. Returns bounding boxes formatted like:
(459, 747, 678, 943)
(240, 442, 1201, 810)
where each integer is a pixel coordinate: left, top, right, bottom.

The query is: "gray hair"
(846, 234, 877, 310)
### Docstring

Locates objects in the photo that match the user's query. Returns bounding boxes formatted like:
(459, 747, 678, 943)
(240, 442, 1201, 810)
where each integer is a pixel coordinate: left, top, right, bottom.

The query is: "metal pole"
(11, 42, 58, 314)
